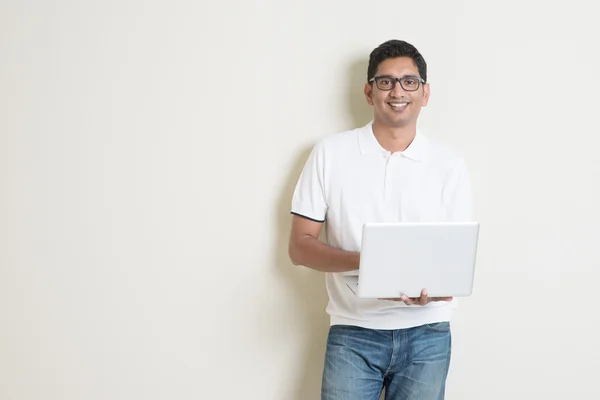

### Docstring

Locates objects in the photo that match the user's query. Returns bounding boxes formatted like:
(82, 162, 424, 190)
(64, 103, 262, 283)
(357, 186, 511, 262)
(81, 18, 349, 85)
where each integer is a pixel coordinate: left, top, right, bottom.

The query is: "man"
(287, 39, 473, 399)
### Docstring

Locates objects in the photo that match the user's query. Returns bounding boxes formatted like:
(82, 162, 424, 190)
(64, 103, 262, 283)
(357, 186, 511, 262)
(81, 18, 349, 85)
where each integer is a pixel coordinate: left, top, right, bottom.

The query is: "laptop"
(344, 222, 479, 299)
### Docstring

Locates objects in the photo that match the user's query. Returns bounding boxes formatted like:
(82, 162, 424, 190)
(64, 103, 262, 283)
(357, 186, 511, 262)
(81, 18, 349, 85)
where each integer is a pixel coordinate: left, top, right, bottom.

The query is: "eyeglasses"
(369, 75, 425, 92)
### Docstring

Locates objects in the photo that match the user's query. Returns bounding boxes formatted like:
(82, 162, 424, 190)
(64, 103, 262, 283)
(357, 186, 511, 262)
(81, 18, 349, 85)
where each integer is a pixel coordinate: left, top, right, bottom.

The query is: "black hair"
(367, 40, 427, 83)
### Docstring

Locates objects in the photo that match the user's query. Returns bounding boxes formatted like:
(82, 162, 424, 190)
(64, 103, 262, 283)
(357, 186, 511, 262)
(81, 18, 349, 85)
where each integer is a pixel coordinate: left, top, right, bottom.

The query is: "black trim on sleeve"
(290, 212, 325, 223)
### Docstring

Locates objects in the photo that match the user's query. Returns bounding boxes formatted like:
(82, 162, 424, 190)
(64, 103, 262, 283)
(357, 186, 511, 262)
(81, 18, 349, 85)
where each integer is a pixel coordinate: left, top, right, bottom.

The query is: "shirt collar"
(357, 121, 430, 162)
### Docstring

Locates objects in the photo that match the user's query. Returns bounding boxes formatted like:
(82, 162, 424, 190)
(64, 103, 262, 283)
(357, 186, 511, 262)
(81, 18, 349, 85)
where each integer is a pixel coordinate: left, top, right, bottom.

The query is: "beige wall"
(1, 1, 599, 398)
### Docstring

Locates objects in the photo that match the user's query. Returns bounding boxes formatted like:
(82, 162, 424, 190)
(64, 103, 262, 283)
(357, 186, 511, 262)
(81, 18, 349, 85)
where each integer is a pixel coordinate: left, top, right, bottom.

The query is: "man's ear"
(422, 83, 431, 107)
(364, 83, 374, 106)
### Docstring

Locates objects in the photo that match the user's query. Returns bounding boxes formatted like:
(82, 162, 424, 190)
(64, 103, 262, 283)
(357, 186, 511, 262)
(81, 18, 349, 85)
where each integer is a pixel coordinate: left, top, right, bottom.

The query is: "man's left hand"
(379, 289, 453, 306)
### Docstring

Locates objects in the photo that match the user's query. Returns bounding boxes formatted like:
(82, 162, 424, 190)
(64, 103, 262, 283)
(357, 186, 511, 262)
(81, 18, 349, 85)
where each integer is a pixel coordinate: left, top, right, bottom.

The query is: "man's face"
(364, 57, 430, 128)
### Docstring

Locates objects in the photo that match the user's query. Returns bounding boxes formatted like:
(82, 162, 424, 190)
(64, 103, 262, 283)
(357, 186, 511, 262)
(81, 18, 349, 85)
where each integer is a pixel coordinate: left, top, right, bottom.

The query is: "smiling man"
(288, 40, 473, 400)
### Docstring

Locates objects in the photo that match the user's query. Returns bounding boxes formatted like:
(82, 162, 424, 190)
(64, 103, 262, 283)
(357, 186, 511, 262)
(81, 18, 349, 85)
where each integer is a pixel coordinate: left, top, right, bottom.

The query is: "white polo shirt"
(291, 121, 473, 330)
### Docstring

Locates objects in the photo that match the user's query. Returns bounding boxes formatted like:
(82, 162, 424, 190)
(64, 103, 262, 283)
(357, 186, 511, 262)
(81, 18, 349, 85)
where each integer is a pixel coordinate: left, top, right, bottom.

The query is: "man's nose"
(390, 79, 407, 97)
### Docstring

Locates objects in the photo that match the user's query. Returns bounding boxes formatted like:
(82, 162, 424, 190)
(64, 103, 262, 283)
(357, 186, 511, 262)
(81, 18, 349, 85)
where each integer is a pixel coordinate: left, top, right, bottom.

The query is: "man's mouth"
(387, 101, 409, 112)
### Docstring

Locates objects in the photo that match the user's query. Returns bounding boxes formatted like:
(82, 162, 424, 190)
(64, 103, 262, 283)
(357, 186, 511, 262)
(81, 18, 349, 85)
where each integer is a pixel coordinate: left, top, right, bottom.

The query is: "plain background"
(1, 0, 599, 399)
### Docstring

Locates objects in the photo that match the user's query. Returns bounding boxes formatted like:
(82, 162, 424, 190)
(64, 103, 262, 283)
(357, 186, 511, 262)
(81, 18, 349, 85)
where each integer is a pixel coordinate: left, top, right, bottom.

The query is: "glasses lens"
(376, 77, 395, 90)
(400, 77, 420, 91)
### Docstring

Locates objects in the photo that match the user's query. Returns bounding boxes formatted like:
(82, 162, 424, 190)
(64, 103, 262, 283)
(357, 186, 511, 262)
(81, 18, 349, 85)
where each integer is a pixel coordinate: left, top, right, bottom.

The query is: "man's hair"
(367, 40, 427, 83)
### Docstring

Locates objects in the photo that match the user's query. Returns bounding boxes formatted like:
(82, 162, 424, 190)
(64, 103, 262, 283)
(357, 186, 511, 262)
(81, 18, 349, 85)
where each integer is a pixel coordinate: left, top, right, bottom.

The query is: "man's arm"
(288, 215, 359, 273)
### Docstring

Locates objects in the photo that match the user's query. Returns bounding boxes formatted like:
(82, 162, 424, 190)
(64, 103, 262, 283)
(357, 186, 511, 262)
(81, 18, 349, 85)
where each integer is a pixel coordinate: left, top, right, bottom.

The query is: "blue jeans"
(321, 322, 452, 400)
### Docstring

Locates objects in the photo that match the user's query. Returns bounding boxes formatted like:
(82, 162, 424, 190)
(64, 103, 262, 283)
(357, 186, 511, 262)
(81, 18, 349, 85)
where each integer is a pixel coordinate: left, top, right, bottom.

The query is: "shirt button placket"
(384, 152, 393, 200)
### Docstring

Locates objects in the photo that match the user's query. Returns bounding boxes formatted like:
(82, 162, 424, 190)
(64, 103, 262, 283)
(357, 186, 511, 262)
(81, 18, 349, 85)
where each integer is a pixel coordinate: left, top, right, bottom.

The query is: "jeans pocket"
(425, 321, 451, 332)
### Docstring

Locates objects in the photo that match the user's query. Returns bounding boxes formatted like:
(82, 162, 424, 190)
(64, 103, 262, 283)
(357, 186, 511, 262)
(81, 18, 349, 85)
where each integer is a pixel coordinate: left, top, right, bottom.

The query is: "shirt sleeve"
(443, 158, 474, 222)
(290, 140, 328, 222)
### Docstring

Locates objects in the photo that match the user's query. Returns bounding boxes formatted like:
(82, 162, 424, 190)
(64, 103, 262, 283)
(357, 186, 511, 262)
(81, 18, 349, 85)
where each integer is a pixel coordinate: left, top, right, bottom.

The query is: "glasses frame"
(369, 75, 426, 92)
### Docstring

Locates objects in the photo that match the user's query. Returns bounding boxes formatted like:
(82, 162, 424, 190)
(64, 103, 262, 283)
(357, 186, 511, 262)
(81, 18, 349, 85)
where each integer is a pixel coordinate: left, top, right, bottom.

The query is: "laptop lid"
(356, 222, 479, 298)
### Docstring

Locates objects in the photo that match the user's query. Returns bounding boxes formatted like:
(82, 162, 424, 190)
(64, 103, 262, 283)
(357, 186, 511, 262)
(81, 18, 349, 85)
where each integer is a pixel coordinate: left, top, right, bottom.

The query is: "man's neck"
(372, 120, 417, 153)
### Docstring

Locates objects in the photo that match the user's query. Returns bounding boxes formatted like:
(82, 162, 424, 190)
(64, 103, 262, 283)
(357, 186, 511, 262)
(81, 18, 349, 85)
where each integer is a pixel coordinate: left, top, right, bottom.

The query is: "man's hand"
(379, 289, 453, 306)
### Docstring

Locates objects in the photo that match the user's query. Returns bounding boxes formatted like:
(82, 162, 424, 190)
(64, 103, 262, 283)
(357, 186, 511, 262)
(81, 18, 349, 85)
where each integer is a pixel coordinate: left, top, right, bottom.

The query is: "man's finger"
(420, 290, 428, 306)
(400, 295, 413, 306)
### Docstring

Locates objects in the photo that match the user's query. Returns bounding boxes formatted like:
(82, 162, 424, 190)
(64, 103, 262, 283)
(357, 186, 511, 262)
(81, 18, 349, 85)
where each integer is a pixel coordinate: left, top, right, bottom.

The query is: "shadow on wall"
(273, 56, 372, 400)
(274, 148, 329, 400)
(346, 57, 373, 129)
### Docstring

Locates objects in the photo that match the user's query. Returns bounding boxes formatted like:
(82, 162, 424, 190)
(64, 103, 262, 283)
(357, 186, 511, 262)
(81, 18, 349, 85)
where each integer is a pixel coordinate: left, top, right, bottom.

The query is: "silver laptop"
(344, 222, 479, 299)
